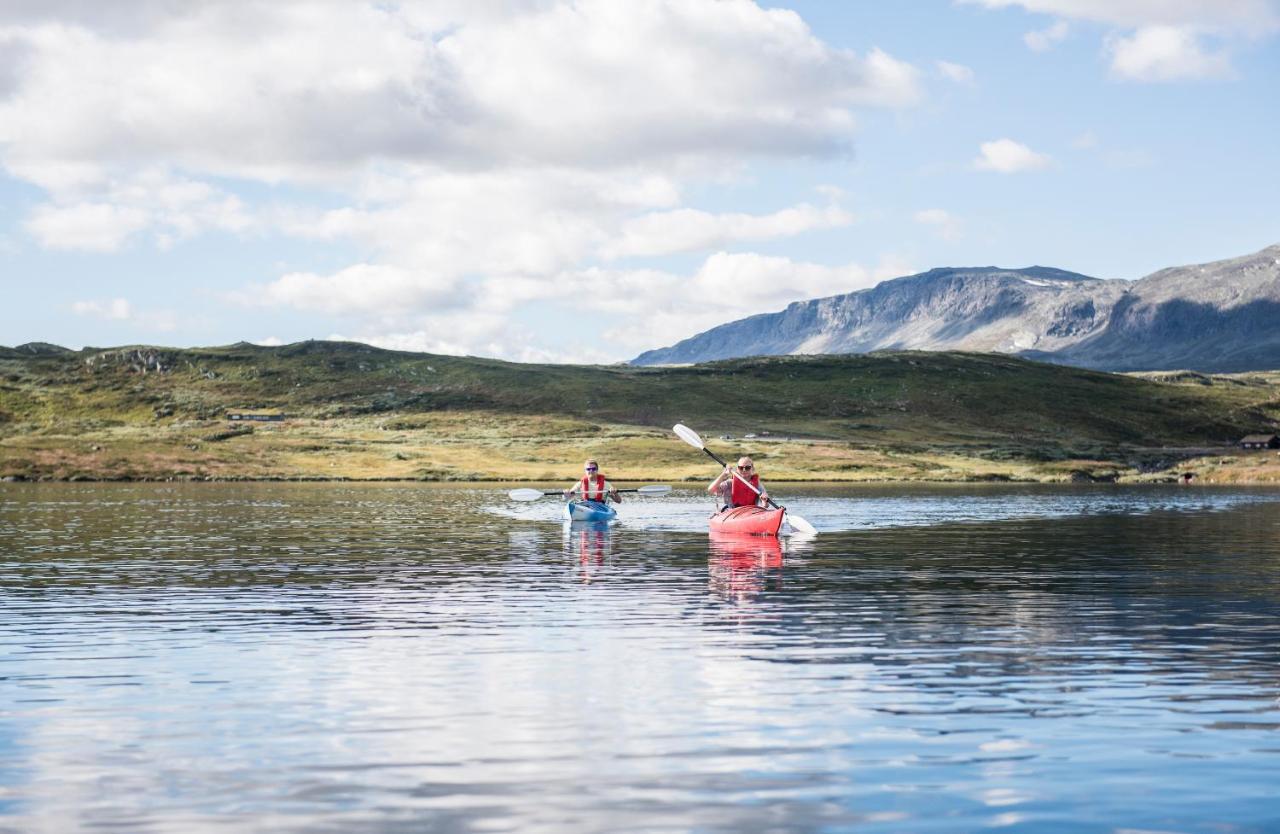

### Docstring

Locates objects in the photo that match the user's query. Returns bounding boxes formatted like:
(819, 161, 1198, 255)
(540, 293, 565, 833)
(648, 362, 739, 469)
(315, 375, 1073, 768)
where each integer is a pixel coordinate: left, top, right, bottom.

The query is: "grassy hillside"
(1, 341, 1278, 482)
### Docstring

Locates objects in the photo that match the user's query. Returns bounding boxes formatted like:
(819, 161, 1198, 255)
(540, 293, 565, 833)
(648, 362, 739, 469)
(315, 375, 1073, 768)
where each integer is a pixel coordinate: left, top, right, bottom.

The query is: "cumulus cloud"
(0, 2, 922, 186)
(23, 169, 252, 251)
(960, 0, 1278, 80)
(958, 0, 1278, 30)
(315, 251, 912, 361)
(269, 167, 685, 282)
(237, 264, 459, 318)
(582, 251, 912, 353)
(330, 320, 616, 365)
(0, 1, 927, 360)
(1107, 25, 1233, 81)
(71, 298, 132, 320)
(27, 202, 149, 251)
(1024, 20, 1070, 50)
(972, 138, 1052, 173)
(71, 297, 177, 331)
(600, 202, 854, 260)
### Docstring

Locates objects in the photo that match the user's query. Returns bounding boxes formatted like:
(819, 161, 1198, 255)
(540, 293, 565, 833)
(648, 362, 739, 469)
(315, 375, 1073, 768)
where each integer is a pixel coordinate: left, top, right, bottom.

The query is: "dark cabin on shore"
(1238, 434, 1280, 450)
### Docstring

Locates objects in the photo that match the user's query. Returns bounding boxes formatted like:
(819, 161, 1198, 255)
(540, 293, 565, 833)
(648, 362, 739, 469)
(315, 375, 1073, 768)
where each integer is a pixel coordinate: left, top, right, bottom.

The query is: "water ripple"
(1, 482, 1278, 833)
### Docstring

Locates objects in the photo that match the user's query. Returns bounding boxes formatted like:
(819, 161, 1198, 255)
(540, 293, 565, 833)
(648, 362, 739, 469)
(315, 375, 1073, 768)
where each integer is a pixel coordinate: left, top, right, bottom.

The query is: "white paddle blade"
(636, 484, 672, 496)
(508, 488, 546, 502)
(784, 511, 817, 535)
(673, 423, 705, 450)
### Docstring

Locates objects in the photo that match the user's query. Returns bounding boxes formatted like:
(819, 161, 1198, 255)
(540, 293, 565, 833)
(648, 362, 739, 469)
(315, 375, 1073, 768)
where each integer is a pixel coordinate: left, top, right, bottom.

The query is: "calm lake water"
(2, 483, 1279, 833)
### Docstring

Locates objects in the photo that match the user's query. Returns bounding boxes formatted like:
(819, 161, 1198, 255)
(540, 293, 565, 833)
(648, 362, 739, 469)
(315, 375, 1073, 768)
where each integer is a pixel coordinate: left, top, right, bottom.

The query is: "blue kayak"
(565, 499, 617, 522)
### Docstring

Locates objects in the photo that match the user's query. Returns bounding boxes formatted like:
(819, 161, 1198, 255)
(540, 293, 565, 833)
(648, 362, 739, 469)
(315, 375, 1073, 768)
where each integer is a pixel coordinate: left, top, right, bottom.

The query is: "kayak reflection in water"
(562, 458, 621, 504)
(564, 520, 612, 583)
(708, 532, 784, 603)
(707, 456, 768, 510)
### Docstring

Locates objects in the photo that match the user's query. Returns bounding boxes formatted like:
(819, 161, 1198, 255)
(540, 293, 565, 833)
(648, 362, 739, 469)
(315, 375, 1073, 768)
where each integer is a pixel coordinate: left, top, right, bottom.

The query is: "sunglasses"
(585, 466, 598, 471)
(738, 465, 753, 471)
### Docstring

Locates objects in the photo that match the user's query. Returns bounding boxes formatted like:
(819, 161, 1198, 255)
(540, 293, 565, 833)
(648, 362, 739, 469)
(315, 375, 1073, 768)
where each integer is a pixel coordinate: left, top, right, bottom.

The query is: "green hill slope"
(1, 341, 1277, 482)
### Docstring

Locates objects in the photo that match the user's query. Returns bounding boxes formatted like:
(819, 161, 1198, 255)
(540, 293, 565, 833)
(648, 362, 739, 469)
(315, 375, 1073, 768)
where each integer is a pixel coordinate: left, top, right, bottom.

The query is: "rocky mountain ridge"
(631, 244, 1280, 372)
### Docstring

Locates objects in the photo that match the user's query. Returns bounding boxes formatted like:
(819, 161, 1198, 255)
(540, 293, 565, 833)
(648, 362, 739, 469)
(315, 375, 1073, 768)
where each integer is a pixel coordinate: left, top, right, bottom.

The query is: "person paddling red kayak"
(708, 456, 769, 510)
(673, 423, 817, 536)
(707, 456, 784, 534)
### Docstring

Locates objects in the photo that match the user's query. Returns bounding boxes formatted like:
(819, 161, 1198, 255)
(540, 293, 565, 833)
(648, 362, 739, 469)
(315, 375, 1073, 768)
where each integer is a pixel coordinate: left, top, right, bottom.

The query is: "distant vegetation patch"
(202, 426, 254, 442)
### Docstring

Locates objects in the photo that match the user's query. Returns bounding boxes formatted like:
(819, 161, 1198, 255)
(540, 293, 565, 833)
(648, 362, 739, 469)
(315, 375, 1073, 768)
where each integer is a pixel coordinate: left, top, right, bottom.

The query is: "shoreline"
(4, 469, 1278, 485)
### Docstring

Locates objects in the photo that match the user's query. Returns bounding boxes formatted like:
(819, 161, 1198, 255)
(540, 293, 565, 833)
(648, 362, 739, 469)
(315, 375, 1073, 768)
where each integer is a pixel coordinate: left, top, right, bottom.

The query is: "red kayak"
(708, 506, 786, 536)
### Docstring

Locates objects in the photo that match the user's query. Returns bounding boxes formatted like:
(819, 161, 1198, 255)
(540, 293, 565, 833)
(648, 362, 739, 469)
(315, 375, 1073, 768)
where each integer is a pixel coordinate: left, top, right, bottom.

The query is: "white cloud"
(27, 202, 148, 251)
(584, 251, 910, 353)
(601, 202, 854, 260)
(72, 298, 132, 320)
(972, 138, 1052, 173)
(22, 169, 252, 252)
(253, 337, 284, 347)
(936, 60, 976, 83)
(960, 0, 1278, 80)
(914, 208, 962, 240)
(0, 1, 928, 360)
(958, 0, 1279, 30)
(1107, 25, 1233, 81)
(332, 324, 618, 365)
(312, 251, 912, 361)
(71, 297, 177, 331)
(237, 264, 459, 318)
(0, 2, 921, 188)
(271, 167, 688, 282)
(1024, 20, 1069, 50)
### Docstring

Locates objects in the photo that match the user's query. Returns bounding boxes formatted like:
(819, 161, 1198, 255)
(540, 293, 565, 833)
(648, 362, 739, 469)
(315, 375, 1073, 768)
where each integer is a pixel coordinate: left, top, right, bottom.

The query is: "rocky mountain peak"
(632, 244, 1280, 372)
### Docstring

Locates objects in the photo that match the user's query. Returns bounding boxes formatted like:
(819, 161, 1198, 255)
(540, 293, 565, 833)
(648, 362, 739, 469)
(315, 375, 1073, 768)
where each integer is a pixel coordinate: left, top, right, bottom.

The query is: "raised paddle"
(672, 423, 817, 535)
(508, 485, 672, 502)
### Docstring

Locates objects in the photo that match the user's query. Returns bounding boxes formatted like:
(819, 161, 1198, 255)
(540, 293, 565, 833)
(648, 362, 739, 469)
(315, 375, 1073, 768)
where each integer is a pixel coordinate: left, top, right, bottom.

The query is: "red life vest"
(729, 473, 761, 507)
(581, 474, 607, 502)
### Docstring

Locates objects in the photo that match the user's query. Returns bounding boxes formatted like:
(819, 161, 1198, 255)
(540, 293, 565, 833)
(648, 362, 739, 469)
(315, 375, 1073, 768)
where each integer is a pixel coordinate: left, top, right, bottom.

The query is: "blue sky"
(1, 0, 1277, 362)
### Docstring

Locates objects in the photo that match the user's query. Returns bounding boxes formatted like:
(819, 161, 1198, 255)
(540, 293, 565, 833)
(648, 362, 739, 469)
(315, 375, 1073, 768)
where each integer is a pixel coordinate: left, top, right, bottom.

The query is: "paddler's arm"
(607, 480, 621, 503)
(707, 467, 730, 494)
(562, 480, 581, 498)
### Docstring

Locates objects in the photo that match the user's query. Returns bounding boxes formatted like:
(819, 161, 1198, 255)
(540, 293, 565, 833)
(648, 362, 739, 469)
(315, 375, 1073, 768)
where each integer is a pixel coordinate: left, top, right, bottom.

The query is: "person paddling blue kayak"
(562, 459, 620, 522)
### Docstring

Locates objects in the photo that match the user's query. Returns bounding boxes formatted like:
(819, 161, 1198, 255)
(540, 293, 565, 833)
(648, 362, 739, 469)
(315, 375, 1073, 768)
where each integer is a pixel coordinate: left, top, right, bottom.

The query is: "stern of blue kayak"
(565, 500, 617, 522)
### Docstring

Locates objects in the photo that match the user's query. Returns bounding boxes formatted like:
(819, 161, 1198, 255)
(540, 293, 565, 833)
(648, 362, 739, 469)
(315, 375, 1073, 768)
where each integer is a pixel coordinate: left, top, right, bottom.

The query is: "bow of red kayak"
(708, 505, 786, 536)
